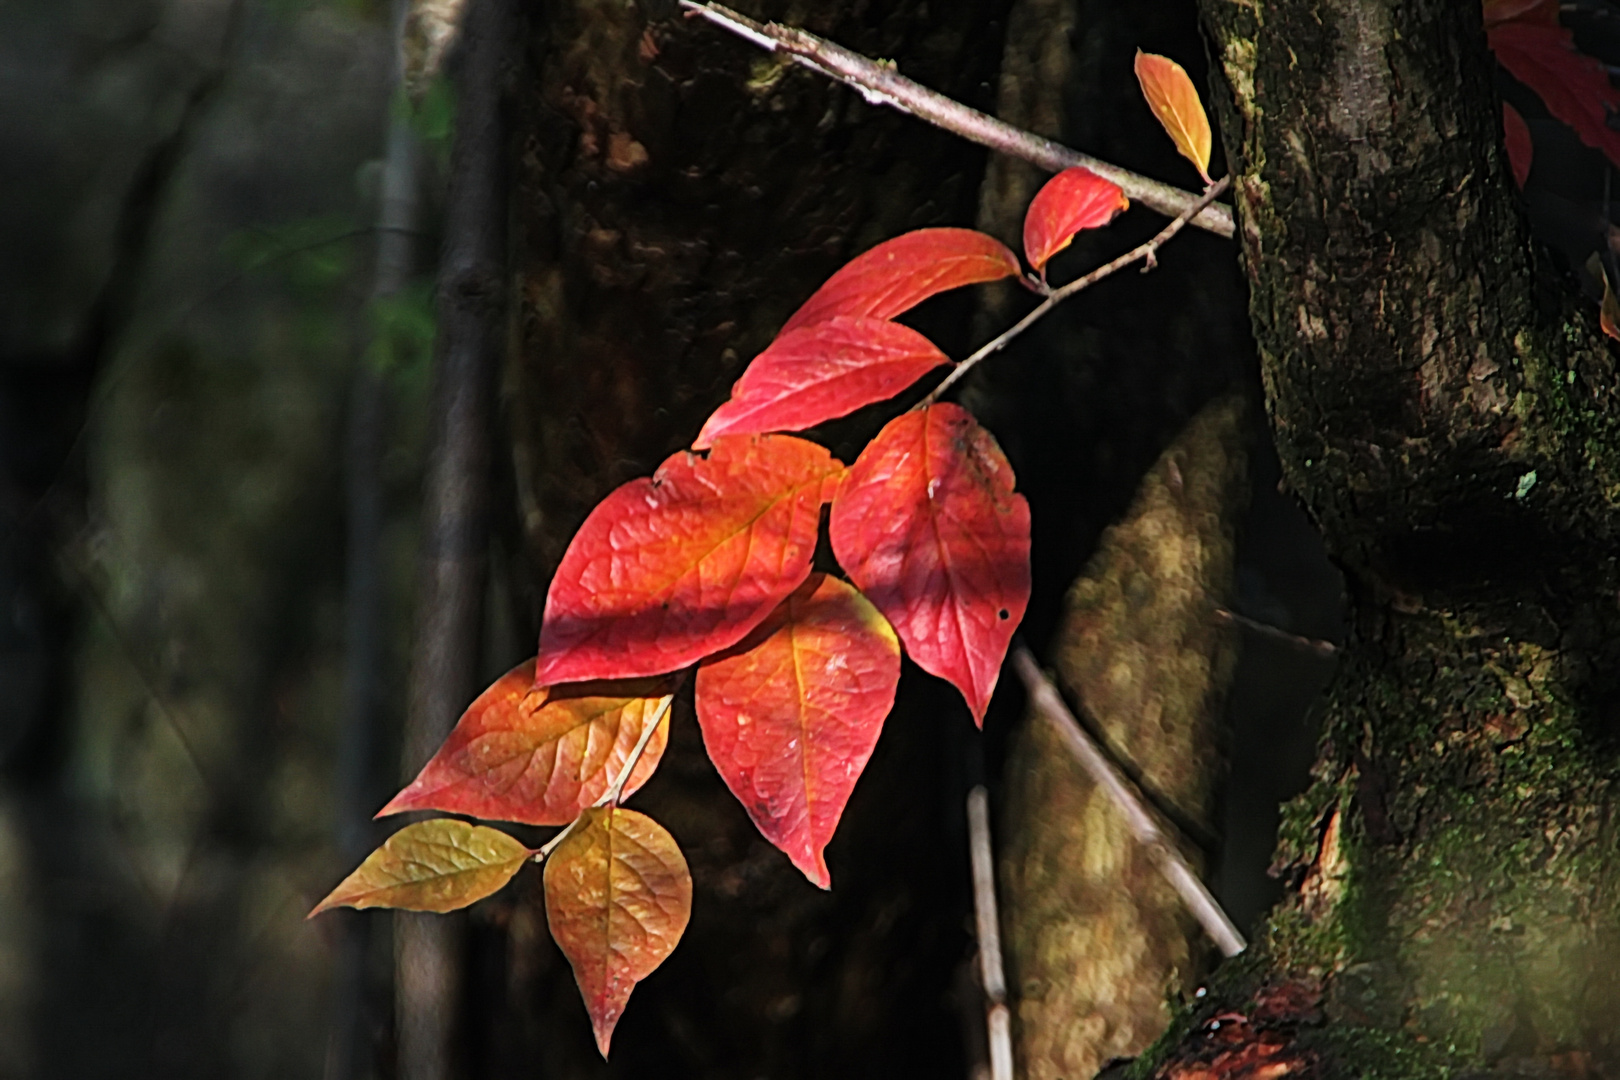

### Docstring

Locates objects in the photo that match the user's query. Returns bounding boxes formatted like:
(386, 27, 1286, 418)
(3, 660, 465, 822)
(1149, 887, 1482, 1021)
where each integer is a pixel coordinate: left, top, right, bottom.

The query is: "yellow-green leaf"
(308, 819, 533, 916)
(1135, 50, 1214, 185)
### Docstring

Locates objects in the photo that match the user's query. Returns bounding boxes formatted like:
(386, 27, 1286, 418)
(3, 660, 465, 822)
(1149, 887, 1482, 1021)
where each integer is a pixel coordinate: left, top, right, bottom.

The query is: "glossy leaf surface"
(829, 404, 1030, 724)
(536, 435, 844, 685)
(778, 228, 1019, 336)
(379, 659, 673, 825)
(1502, 102, 1532, 189)
(1022, 167, 1130, 274)
(1488, 17, 1620, 171)
(694, 317, 951, 448)
(545, 806, 692, 1058)
(309, 819, 532, 916)
(695, 574, 900, 887)
(1135, 50, 1213, 185)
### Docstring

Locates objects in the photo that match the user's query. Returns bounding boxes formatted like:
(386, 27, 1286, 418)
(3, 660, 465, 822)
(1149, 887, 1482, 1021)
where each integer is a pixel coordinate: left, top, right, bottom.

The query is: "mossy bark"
(1153, 0, 1620, 1074)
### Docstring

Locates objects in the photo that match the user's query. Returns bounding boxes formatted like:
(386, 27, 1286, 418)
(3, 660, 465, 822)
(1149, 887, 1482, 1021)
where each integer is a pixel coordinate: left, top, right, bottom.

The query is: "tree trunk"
(1150, 1, 1620, 1073)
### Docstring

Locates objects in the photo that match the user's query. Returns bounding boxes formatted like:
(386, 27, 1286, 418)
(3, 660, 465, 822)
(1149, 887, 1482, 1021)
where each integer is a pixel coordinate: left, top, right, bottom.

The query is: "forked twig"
(921, 176, 1231, 407)
(967, 787, 1014, 1080)
(1011, 647, 1247, 957)
(678, 1, 1235, 239)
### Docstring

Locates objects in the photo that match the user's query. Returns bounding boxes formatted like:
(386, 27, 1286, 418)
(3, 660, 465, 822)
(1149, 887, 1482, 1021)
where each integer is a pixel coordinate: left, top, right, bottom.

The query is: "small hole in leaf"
(998, 609, 1009, 620)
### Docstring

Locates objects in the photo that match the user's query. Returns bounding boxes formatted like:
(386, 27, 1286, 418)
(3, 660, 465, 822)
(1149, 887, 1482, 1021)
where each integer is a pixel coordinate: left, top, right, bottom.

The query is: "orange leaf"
(695, 574, 900, 888)
(1502, 102, 1532, 189)
(545, 806, 692, 1058)
(778, 228, 1020, 336)
(1022, 167, 1130, 275)
(1135, 50, 1213, 185)
(308, 819, 533, 916)
(379, 659, 674, 825)
(694, 316, 951, 448)
(535, 434, 845, 686)
(828, 404, 1030, 724)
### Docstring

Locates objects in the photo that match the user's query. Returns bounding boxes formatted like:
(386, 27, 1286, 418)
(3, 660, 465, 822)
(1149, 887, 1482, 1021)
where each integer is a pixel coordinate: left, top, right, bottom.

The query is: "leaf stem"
(678, 1, 1234, 239)
(1010, 646, 1247, 957)
(919, 176, 1231, 408)
(532, 691, 679, 864)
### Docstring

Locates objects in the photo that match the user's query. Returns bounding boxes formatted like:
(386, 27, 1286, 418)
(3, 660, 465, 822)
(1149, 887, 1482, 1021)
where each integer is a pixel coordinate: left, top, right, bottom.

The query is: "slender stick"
(678, 1, 1235, 239)
(1011, 647, 1247, 958)
(921, 176, 1231, 407)
(1213, 607, 1338, 659)
(967, 787, 1014, 1080)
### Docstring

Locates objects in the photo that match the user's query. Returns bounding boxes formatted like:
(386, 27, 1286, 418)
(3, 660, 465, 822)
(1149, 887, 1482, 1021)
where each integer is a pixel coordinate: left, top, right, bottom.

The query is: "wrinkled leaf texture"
(1022, 167, 1130, 274)
(777, 228, 1019, 336)
(379, 659, 673, 825)
(694, 316, 951, 448)
(695, 574, 900, 888)
(1134, 50, 1213, 185)
(829, 404, 1030, 724)
(535, 434, 844, 686)
(545, 805, 691, 1058)
(1487, 3, 1620, 171)
(309, 819, 533, 916)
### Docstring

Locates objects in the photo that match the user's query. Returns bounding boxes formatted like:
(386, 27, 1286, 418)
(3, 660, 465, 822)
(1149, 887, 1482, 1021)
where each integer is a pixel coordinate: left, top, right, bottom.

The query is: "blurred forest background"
(0, 0, 1367, 1077)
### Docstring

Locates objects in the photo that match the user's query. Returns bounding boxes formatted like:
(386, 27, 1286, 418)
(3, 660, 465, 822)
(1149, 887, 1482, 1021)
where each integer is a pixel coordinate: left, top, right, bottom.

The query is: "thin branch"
(921, 176, 1231, 407)
(1213, 607, 1338, 659)
(678, 1, 1235, 239)
(1010, 646, 1247, 958)
(967, 787, 1014, 1080)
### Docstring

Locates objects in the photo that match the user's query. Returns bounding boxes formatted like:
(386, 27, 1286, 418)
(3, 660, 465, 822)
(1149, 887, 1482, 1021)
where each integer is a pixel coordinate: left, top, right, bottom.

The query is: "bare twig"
(1011, 647, 1247, 957)
(967, 787, 1014, 1080)
(678, 1, 1235, 239)
(921, 176, 1231, 407)
(1213, 607, 1338, 659)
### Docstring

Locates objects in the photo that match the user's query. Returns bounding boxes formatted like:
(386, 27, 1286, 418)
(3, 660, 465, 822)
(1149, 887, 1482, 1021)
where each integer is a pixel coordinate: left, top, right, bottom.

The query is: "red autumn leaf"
(778, 228, 1020, 337)
(1488, 18, 1620, 172)
(828, 404, 1030, 724)
(694, 317, 951, 448)
(535, 435, 845, 686)
(1483, 0, 1558, 28)
(1502, 102, 1533, 189)
(309, 819, 533, 916)
(545, 805, 691, 1058)
(378, 659, 674, 826)
(1135, 50, 1214, 185)
(1022, 167, 1130, 275)
(694, 574, 900, 888)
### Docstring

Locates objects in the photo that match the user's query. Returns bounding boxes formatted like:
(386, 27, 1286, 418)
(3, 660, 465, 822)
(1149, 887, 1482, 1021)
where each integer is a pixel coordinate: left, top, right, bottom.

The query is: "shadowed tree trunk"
(1130, 1, 1620, 1075)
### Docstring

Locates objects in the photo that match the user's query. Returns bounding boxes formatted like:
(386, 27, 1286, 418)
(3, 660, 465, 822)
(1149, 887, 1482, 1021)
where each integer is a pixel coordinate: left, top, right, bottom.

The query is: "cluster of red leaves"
(1486, 0, 1620, 183)
(312, 77, 1168, 1057)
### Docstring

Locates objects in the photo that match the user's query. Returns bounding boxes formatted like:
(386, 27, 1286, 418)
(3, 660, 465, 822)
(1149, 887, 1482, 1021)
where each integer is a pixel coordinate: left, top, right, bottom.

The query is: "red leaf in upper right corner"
(1488, 17, 1620, 172)
(694, 317, 950, 448)
(778, 228, 1020, 336)
(1023, 167, 1130, 274)
(828, 404, 1030, 725)
(1502, 102, 1533, 189)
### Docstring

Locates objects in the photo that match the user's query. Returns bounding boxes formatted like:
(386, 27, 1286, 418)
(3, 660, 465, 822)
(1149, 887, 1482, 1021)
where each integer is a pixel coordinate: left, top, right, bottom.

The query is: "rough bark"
(1137, 1, 1620, 1075)
(1002, 395, 1246, 1080)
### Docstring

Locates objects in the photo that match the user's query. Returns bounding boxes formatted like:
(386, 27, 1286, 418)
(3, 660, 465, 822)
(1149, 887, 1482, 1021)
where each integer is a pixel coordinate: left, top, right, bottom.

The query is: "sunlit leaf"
(694, 317, 951, 448)
(535, 434, 845, 685)
(378, 660, 674, 825)
(309, 819, 533, 916)
(829, 404, 1030, 724)
(1022, 167, 1131, 275)
(778, 228, 1020, 336)
(694, 574, 900, 888)
(1135, 50, 1214, 186)
(545, 806, 692, 1058)
(1488, 17, 1620, 171)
